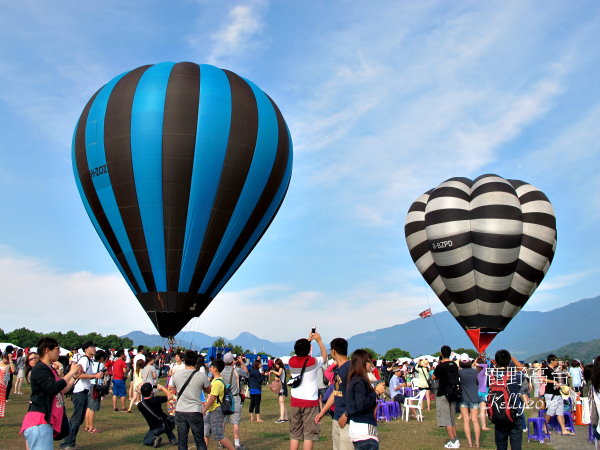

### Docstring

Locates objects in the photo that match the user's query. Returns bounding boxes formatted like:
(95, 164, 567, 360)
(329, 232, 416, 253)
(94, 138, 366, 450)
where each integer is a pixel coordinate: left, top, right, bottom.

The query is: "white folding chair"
(403, 389, 426, 421)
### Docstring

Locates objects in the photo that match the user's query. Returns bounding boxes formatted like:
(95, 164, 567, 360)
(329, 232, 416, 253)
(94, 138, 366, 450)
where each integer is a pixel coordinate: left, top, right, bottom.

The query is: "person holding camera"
(138, 382, 177, 447)
(84, 350, 107, 433)
(61, 341, 103, 450)
(288, 329, 327, 450)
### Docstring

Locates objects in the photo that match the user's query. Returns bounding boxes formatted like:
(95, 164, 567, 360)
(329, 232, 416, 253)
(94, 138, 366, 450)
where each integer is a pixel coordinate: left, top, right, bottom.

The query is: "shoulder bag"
(140, 399, 175, 431)
(176, 369, 199, 399)
(287, 357, 310, 388)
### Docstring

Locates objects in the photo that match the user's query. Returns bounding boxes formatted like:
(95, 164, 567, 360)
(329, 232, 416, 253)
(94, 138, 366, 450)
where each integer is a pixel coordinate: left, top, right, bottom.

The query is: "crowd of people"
(1, 335, 599, 450)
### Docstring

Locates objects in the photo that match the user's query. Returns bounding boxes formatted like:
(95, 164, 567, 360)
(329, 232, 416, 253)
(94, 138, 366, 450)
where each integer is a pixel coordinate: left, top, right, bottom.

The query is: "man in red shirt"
(111, 349, 128, 411)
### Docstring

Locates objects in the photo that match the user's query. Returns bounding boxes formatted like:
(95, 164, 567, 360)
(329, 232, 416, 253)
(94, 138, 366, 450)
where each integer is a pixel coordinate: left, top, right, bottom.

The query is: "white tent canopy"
(29, 346, 71, 357)
(0, 342, 22, 353)
(415, 354, 436, 362)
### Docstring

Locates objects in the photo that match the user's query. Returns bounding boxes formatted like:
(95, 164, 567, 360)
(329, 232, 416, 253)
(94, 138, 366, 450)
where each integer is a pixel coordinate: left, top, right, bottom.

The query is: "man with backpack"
(221, 352, 249, 450)
(432, 345, 460, 449)
(61, 342, 103, 450)
(202, 359, 236, 450)
(138, 382, 177, 447)
(488, 349, 525, 449)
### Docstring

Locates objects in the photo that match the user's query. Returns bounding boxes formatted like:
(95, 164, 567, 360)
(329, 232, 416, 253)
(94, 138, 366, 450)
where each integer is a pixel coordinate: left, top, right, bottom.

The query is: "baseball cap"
(223, 352, 235, 364)
(460, 353, 471, 363)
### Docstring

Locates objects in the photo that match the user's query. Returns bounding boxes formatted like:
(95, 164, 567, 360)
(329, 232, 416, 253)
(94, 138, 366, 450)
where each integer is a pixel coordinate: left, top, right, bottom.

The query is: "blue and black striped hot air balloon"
(72, 62, 293, 338)
(405, 174, 556, 353)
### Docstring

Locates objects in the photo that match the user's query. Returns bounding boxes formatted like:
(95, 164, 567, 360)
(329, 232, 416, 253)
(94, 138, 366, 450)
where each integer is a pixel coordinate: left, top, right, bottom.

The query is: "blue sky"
(1, 1, 599, 344)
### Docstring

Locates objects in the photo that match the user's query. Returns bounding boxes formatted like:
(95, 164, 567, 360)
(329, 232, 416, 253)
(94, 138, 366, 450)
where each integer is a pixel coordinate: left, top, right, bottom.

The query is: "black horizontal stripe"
(505, 288, 529, 307)
(470, 205, 521, 220)
(518, 190, 549, 204)
(104, 64, 156, 293)
(447, 286, 510, 304)
(473, 257, 518, 277)
(162, 62, 201, 292)
(520, 234, 555, 259)
(438, 290, 454, 308)
(75, 89, 141, 294)
(515, 260, 545, 284)
(408, 200, 426, 213)
(429, 186, 470, 202)
(421, 263, 439, 285)
(471, 180, 515, 199)
(404, 220, 425, 238)
(408, 240, 430, 262)
(459, 314, 507, 332)
(508, 179, 526, 189)
(425, 208, 469, 225)
(430, 231, 471, 253)
(445, 177, 473, 187)
(522, 212, 556, 229)
(446, 286, 477, 304)
(436, 258, 473, 279)
(471, 232, 521, 249)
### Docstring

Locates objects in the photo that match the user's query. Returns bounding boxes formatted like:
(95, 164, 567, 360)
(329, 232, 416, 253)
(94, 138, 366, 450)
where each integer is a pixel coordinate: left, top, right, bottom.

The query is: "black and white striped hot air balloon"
(404, 174, 556, 352)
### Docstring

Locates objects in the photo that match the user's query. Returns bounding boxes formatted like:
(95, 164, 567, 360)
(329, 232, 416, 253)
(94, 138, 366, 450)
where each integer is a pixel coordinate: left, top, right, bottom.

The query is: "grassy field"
(1, 379, 551, 449)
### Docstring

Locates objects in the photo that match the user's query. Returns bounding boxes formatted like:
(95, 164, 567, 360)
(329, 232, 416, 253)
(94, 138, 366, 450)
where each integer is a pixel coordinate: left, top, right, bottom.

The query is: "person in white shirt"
(61, 341, 103, 450)
(130, 346, 146, 400)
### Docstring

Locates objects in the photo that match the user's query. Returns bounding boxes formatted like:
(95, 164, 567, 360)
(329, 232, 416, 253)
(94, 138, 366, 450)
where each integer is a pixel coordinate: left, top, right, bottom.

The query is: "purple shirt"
(476, 364, 487, 392)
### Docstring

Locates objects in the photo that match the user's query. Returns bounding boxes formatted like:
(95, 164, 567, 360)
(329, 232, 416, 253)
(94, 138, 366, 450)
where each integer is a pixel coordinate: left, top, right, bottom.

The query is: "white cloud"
(0, 246, 432, 342)
(188, 2, 266, 66)
(283, 2, 571, 229)
(0, 247, 154, 335)
(536, 270, 596, 293)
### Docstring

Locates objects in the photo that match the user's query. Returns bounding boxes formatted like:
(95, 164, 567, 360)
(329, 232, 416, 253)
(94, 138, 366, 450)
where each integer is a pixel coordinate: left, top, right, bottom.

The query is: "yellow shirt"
(208, 377, 225, 412)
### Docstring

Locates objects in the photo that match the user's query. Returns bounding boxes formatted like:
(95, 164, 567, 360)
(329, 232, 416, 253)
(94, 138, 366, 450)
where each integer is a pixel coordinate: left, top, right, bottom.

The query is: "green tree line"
(0, 327, 133, 351)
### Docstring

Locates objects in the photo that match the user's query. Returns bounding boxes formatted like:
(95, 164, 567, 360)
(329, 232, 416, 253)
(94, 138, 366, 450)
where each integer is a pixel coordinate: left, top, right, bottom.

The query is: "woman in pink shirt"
(20, 338, 81, 449)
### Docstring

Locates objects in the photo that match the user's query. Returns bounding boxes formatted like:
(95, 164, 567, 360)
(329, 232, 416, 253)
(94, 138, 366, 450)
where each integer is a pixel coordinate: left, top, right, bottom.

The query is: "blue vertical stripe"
(178, 65, 233, 291)
(130, 62, 174, 292)
(72, 122, 136, 293)
(85, 73, 148, 292)
(209, 130, 293, 297)
(199, 79, 278, 292)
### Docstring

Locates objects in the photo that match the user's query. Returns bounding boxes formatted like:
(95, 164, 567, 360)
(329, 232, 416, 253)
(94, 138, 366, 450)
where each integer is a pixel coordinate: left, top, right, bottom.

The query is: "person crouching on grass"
(202, 359, 236, 450)
(138, 382, 177, 447)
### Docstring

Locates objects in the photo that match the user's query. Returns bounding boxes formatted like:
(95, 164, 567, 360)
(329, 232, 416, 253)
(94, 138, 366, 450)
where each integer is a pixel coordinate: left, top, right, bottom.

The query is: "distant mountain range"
(123, 295, 600, 359)
(122, 330, 294, 356)
(528, 338, 600, 363)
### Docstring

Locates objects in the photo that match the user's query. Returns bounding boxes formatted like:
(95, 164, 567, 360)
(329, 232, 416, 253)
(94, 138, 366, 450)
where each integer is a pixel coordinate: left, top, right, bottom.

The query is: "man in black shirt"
(138, 382, 177, 447)
(432, 345, 460, 449)
(543, 354, 574, 435)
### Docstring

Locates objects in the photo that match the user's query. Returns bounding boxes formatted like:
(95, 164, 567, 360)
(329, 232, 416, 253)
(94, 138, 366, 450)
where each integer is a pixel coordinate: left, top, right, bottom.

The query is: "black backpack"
(216, 379, 235, 415)
(444, 362, 462, 403)
(486, 372, 519, 426)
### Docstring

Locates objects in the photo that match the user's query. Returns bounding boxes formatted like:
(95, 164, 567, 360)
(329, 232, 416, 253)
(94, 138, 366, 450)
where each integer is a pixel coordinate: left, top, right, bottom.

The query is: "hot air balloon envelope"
(405, 174, 556, 352)
(73, 62, 293, 337)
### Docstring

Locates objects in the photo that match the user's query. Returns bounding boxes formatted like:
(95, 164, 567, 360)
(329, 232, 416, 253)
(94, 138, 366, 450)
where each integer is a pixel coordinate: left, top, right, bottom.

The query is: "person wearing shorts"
(111, 350, 128, 412)
(458, 353, 480, 449)
(543, 355, 574, 435)
(221, 352, 249, 449)
(433, 346, 459, 449)
(290, 406, 321, 442)
(288, 332, 327, 450)
(202, 360, 235, 450)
